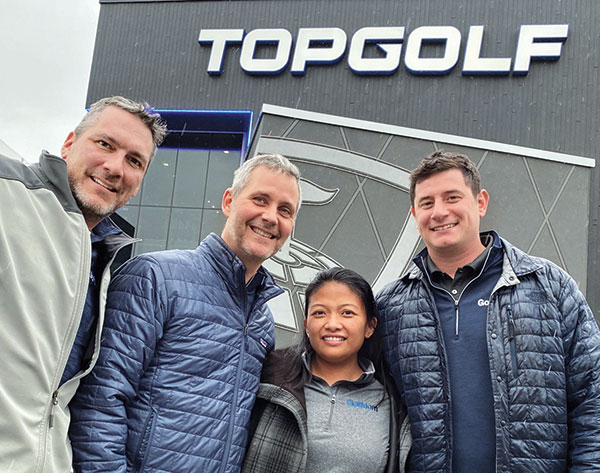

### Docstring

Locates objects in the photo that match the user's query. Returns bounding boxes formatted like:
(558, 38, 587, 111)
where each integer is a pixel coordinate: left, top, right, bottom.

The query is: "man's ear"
(478, 189, 490, 218)
(222, 188, 234, 217)
(410, 206, 416, 217)
(61, 131, 76, 160)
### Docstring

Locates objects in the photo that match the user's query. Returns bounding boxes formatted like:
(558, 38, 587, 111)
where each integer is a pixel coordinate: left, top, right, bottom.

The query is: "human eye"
(279, 206, 293, 217)
(253, 196, 267, 205)
(97, 139, 113, 150)
(342, 309, 356, 317)
(447, 194, 461, 202)
(127, 155, 144, 169)
(310, 310, 326, 318)
(419, 200, 433, 209)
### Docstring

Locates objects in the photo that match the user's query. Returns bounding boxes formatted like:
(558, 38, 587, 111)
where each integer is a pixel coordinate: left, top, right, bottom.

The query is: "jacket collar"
(201, 233, 283, 303)
(98, 217, 139, 260)
(402, 230, 545, 286)
(34, 151, 81, 215)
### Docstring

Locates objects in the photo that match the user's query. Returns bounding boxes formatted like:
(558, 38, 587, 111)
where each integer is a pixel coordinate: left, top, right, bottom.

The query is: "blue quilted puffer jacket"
(70, 234, 282, 473)
(377, 234, 600, 473)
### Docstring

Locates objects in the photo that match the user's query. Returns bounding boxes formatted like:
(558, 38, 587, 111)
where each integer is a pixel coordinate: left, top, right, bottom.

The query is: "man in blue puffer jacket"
(69, 153, 302, 473)
(377, 151, 600, 473)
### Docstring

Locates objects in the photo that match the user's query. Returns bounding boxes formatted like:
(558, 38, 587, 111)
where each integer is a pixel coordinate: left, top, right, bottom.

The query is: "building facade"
(89, 0, 600, 340)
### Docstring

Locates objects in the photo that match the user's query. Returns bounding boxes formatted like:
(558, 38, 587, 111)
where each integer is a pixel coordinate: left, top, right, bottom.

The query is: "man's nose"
(103, 154, 125, 178)
(262, 205, 278, 224)
(431, 201, 448, 219)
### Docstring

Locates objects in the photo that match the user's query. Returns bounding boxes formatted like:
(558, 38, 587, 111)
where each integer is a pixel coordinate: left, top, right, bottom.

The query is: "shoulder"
(112, 249, 208, 292)
(502, 238, 576, 288)
(501, 239, 588, 320)
(376, 268, 421, 314)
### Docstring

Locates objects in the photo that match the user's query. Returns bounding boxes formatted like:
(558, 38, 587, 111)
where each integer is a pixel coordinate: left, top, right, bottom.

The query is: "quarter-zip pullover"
(303, 358, 390, 473)
(417, 233, 503, 473)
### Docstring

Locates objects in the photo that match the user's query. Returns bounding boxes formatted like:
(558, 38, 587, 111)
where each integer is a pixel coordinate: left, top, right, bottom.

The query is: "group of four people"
(1, 96, 598, 472)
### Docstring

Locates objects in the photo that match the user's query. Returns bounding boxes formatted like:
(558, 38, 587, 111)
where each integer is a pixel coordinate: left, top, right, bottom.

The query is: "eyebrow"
(308, 303, 360, 310)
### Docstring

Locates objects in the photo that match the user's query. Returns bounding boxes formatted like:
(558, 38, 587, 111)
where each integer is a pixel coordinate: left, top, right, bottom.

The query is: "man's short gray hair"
(231, 153, 302, 212)
(74, 96, 168, 158)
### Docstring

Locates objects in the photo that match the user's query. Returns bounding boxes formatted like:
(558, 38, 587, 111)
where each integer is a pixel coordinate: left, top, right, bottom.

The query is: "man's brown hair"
(409, 150, 482, 205)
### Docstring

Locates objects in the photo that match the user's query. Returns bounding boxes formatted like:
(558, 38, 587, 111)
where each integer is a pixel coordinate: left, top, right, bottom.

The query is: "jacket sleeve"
(558, 271, 600, 471)
(69, 255, 168, 473)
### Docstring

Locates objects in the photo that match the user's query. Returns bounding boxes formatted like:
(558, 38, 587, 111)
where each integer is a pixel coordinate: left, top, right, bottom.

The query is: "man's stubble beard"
(69, 174, 117, 226)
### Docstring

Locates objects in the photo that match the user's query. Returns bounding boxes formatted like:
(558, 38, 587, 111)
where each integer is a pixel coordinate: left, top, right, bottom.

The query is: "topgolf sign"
(198, 24, 568, 76)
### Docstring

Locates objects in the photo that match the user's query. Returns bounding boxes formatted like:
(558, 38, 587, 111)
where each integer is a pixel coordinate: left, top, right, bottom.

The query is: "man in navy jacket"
(377, 151, 600, 473)
(70, 153, 301, 473)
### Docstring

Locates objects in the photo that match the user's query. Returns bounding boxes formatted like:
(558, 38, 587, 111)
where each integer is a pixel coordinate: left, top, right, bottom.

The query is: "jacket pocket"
(507, 310, 518, 379)
(134, 407, 158, 471)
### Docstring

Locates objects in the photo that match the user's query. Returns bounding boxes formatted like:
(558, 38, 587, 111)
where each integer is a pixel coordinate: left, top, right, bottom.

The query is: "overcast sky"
(0, 1, 100, 162)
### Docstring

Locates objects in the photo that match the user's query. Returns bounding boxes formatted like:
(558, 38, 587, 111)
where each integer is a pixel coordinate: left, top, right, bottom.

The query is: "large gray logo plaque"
(250, 104, 594, 347)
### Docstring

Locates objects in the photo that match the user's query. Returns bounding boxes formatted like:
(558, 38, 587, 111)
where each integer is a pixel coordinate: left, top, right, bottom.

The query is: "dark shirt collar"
(426, 232, 495, 281)
(90, 217, 121, 244)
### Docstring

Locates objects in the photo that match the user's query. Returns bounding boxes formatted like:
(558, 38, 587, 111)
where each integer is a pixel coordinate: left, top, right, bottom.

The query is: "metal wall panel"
(249, 107, 593, 345)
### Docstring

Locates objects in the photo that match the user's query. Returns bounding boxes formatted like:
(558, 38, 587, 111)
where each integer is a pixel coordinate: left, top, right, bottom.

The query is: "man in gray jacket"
(0, 96, 166, 473)
(377, 151, 600, 473)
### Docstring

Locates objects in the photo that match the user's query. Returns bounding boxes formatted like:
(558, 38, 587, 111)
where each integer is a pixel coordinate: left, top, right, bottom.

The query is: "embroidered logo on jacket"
(347, 399, 379, 412)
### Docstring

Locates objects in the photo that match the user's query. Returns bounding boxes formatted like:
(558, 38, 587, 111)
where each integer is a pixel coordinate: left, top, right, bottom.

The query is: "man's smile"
(250, 225, 276, 239)
(91, 176, 117, 192)
(431, 223, 457, 231)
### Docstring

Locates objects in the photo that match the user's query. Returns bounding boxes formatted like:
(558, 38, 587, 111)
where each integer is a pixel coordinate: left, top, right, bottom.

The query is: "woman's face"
(304, 281, 376, 370)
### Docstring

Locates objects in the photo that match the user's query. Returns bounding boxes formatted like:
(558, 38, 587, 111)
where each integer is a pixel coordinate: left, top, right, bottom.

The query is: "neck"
(245, 268, 257, 284)
(85, 218, 100, 231)
(428, 241, 486, 278)
(310, 356, 363, 386)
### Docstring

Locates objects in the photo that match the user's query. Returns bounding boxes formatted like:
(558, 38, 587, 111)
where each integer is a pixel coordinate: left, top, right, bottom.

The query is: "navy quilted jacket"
(377, 235, 600, 473)
(70, 234, 282, 473)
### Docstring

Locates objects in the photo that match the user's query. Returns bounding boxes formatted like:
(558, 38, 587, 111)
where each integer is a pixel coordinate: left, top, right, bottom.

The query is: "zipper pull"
(331, 394, 336, 404)
(49, 390, 59, 428)
(508, 317, 516, 340)
(244, 324, 248, 336)
(454, 301, 460, 339)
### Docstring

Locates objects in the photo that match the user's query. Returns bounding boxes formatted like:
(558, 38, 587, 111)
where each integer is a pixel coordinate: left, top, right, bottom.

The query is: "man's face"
(411, 168, 489, 258)
(61, 106, 154, 229)
(221, 165, 299, 275)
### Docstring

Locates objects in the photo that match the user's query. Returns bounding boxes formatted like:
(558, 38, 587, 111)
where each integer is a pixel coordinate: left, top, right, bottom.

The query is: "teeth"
(323, 336, 345, 341)
(433, 223, 456, 231)
(92, 177, 115, 192)
(252, 227, 274, 239)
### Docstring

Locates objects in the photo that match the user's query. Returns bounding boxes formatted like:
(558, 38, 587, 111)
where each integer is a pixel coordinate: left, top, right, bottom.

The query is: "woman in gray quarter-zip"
(243, 268, 411, 473)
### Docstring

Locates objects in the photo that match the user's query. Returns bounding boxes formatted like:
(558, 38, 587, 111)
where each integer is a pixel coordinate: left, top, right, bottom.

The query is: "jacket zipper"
(327, 388, 338, 430)
(48, 390, 59, 428)
(423, 257, 490, 339)
(507, 310, 518, 378)
(40, 225, 138, 473)
(219, 273, 249, 473)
